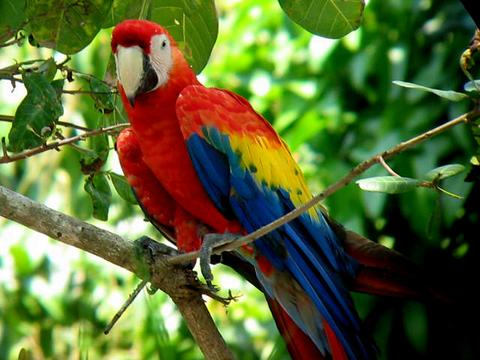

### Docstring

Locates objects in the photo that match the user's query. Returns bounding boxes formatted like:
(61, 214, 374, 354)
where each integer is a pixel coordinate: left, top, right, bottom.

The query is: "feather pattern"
(177, 85, 375, 359)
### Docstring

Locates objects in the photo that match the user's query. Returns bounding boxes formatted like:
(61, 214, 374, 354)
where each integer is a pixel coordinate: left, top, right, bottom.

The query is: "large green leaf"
(25, 0, 113, 54)
(8, 72, 63, 152)
(149, 0, 218, 73)
(278, 0, 364, 38)
(102, 0, 146, 28)
(0, 0, 26, 42)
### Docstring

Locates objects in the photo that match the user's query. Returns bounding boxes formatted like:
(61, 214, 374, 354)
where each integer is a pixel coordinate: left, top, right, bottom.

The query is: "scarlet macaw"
(111, 19, 396, 359)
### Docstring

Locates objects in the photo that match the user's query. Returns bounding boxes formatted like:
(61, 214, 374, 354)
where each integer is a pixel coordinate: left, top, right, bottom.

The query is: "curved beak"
(115, 45, 144, 107)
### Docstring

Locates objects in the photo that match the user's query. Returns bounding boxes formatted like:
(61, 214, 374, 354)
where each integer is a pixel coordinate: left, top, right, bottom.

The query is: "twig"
(0, 76, 116, 96)
(167, 110, 478, 265)
(104, 279, 148, 335)
(1, 137, 8, 159)
(0, 123, 129, 164)
(0, 33, 25, 48)
(62, 89, 117, 95)
(377, 155, 400, 176)
(0, 114, 92, 131)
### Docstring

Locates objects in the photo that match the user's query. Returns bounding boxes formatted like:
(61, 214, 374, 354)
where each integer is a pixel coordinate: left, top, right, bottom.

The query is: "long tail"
(223, 224, 451, 360)
(267, 298, 328, 360)
(331, 222, 451, 303)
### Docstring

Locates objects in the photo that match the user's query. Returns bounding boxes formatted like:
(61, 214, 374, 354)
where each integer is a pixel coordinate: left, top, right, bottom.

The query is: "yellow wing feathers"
(229, 133, 317, 218)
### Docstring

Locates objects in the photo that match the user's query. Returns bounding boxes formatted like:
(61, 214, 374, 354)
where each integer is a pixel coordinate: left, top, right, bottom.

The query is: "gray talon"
(199, 233, 241, 291)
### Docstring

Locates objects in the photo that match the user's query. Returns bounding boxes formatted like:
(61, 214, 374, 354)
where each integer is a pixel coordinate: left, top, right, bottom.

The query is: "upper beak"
(115, 45, 144, 106)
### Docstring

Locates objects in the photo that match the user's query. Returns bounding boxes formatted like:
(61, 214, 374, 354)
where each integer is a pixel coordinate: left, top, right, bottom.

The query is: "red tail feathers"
(267, 298, 327, 360)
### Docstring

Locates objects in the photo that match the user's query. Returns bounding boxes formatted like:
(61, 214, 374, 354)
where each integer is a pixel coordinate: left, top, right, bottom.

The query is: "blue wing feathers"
(184, 129, 373, 359)
(186, 135, 232, 215)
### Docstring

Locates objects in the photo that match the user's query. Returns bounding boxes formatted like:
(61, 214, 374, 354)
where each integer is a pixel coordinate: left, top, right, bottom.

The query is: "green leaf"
(425, 164, 465, 181)
(84, 173, 112, 221)
(149, 0, 218, 73)
(453, 242, 469, 258)
(102, 0, 145, 28)
(88, 77, 115, 113)
(278, 0, 364, 39)
(17, 348, 33, 360)
(393, 80, 468, 102)
(25, 0, 113, 54)
(356, 176, 422, 194)
(10, 244, 33, 276)
(38, 58, 58, 82)
(109, 172, 138, 204)
(50, 78, 65, 93)
(0, 0, 26, 42)
(403, 303, 428, 353)
(79, 133, 109, 175)
(8, 72, 63, 152)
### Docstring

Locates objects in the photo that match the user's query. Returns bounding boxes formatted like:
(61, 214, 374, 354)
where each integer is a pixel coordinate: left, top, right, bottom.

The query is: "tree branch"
(0, 114, 92, 131)
(0, 185, 234, 360)
(0, 123, 129, 164)
(168, 110, 479, 265)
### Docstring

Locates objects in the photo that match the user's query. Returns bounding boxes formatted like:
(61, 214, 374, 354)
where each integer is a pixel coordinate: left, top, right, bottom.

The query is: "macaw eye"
(161, 40, 167, 49)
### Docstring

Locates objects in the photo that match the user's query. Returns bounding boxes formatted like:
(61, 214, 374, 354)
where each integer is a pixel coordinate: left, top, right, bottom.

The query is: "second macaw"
(111, 20, 431, 360)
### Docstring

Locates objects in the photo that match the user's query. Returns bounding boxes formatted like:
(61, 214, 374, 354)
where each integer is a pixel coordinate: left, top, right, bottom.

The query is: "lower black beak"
(128, 95, 135, 107)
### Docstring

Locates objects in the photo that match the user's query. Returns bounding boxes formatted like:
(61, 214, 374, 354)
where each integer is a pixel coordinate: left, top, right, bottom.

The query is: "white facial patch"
(115, 45, 144, 99)
(149, 34, 173, 88)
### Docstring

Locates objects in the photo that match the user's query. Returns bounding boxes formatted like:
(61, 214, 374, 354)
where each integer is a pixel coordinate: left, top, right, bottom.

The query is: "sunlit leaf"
(453, 242, 469, 258)
(8, 72, 63, 152)
(109, 172, 137, 204)
(10, 244, 33, 276)
(25, 0, 113, 54)
(393, 80, 468, 101)
(149, 0, 218, 73)
(425, 164, 465, 181)
(84, 173, 112, 220)
(356, 176, 421, 193)
(279, 0, 364, 38)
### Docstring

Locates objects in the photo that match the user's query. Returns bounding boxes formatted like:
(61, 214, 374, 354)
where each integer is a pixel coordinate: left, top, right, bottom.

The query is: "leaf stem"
(377, 155, 400, 176)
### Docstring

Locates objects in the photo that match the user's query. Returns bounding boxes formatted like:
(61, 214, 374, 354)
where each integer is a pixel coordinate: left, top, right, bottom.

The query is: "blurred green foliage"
(1, 0, 479, 359)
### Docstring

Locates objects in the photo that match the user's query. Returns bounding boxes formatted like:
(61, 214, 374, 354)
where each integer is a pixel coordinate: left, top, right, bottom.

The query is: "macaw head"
(111, 20, 179, 106)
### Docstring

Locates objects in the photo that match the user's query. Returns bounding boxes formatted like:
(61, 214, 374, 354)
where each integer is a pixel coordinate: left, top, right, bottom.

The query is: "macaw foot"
(200, 232, 242, 291)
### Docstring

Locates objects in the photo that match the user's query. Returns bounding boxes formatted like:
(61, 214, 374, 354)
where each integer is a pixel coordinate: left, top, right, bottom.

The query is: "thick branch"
(142, 239, 234, 360)
(0, 185, 234, 360)
(0, 185, 138, 272)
